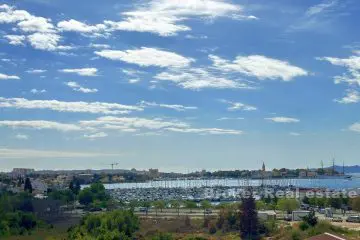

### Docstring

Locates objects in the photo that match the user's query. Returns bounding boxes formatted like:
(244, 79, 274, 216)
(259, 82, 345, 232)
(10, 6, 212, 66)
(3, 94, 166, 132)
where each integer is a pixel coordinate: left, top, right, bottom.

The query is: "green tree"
(153, 200, 166, 216)
(239, 189, 259, 240)
(24, 178, 32, 193)
(302, 210, 318, 227)
(200, 200, 212, 218)
(69, 178, 81, 195)
(185, 201, 197, 213)
(351, 197, 360, 212)
(78, 188, 93, 206)
(68, 210, 139, 239)
(170, 200, 181, 216)
(277, 198, 299, 215)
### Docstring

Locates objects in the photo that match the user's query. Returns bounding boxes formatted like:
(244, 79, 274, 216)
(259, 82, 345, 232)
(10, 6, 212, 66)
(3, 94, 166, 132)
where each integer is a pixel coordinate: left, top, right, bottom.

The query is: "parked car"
(346, 216, 360, 223)
(205, 209, 212, 214)
(331, 217, 343, 222)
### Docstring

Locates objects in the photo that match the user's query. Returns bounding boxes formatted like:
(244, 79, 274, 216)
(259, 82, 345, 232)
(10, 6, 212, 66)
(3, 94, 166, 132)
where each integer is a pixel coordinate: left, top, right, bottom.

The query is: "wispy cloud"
(0, 148, 121, 159)
(265, 117, 300, 123)
(65, 82, 98, 93)
(219, 99, 257, 111)
(59, 68, 98, 76)
(0, 97, 142, 115)
(95, 47, 194, 68)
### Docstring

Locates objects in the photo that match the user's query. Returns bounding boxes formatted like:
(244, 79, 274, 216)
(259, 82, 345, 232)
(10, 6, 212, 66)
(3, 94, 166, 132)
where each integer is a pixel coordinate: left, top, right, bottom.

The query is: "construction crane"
(110, 163, 119, 170)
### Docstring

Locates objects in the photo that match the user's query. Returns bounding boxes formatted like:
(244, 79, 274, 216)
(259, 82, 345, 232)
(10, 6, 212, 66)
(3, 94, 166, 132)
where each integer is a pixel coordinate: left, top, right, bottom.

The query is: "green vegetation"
(239, 191, 259, 240)
(78, 182, 111, 209)
(276, 198, 299, 214)
(0, 192, 42, 237)
(68, 210, 139, 240)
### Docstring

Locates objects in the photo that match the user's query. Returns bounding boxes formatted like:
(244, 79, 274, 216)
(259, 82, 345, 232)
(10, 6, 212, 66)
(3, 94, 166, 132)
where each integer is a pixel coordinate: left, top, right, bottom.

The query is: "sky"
(0, 0, 360, 172)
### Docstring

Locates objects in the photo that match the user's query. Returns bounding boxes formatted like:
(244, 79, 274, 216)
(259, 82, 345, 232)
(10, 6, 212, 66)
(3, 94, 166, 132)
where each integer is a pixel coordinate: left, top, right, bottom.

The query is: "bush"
(299, 221, 310, 231)
(291, 229, 302, 240)
(152, 232, 173, 240)
(208, 223, 217, 234)
(68, 210, 139, 239)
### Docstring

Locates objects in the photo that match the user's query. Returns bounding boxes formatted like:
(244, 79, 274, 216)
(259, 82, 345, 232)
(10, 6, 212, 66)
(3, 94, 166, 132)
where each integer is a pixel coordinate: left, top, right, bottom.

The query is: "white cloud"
(349, 122, 360, 133)
(89, 43, 110, 49)
(185, 34, 208, 39)
(27, 32, 61, 51)
(107, 0, 253, 36)
(59, 68, 98, 77)
(265, 117, 300, 123)
(17, 16, 55, 33)
(79, 116, 242, 136)
(166, 127, 243, 135)
(0, 97, 143, 115)
(0, 73, 20, 80)
(65, 82, 98, 93)
(318, 56, 360, 86)
(84, 132, 108, 139)
(95, 47, 194, 68)
(155, 68, 252, 90)
(334, 90, 360, 104)
(30, 89, 46, 94)
(305, 0, 338, 17)
(140, 101, 197, 111)
(219, 99, 257, 111)
(26, 69, 47, 74)
(57, 19, 107, 37)
(217, 117, 244, 121)
(4, 35, 26, 45)
(0, 148, 121, 159)
(210, 55, 308, 81)
(79, 116, 189, 131)
(318, 54, 360, 102)
(0, 120, 83, 132)
(128, 79, 140, 84)
(15, 134, 29, 140)
(289, 132, 301, 136)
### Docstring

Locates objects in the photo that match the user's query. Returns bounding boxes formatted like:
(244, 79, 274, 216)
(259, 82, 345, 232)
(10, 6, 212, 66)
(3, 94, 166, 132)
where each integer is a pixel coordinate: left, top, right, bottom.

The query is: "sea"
(100, 174, 360, 191)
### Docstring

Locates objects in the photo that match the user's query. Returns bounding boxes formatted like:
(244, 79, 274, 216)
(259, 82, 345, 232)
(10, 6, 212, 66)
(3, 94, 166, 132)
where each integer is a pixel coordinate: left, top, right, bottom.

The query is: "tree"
(200, 200, 212, 218)
(170, 200, 181, 216)
(78, 188, 93, 206)
(256, 200, 266, 210)
(239, 188, 259, 240)
(68, 210, 139, 239)
(69, 178, 81, 195)
(277, 199, 299, 215)
(153, 200, 165, 216)
(302, 210, 318, 227)
(24, 178, 32, 193)
(185, 201, 197, 213)
(351, 197, 360, 212)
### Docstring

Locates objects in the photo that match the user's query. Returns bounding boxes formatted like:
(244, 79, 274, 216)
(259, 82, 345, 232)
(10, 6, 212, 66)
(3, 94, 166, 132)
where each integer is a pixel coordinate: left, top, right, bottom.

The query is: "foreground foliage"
(68, 210, 139, 240)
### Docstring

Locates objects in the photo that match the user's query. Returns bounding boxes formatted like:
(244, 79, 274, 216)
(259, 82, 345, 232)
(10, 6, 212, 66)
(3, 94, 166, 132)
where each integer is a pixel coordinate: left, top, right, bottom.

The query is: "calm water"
(101, 176, 360, 190)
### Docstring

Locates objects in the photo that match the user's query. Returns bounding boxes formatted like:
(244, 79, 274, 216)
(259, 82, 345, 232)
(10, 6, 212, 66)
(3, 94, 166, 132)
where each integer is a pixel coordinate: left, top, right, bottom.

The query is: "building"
(148, 168, 160, 179)
(258, 210, 276, 221)
(292, 210, 310, 221)
(31, 179, 48, 194)
(11, 168, 35, 178)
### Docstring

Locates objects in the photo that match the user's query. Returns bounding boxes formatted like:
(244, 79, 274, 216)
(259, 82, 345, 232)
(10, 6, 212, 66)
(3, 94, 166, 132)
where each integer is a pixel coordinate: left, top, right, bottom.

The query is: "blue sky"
(0, 0, 360, 172)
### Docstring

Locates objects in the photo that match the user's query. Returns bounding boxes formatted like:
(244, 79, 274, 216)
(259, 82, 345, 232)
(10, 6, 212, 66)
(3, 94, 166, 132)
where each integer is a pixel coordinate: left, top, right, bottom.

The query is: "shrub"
(299, 221, 310, 231)
(152, 232, 173, 240)
(208, 223, 217, 234)
(291, 229, 302, 240)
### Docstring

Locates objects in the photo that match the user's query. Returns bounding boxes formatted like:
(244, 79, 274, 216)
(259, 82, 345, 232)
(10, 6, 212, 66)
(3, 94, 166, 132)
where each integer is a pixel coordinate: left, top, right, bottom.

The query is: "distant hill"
(333, 165, 360, 174)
